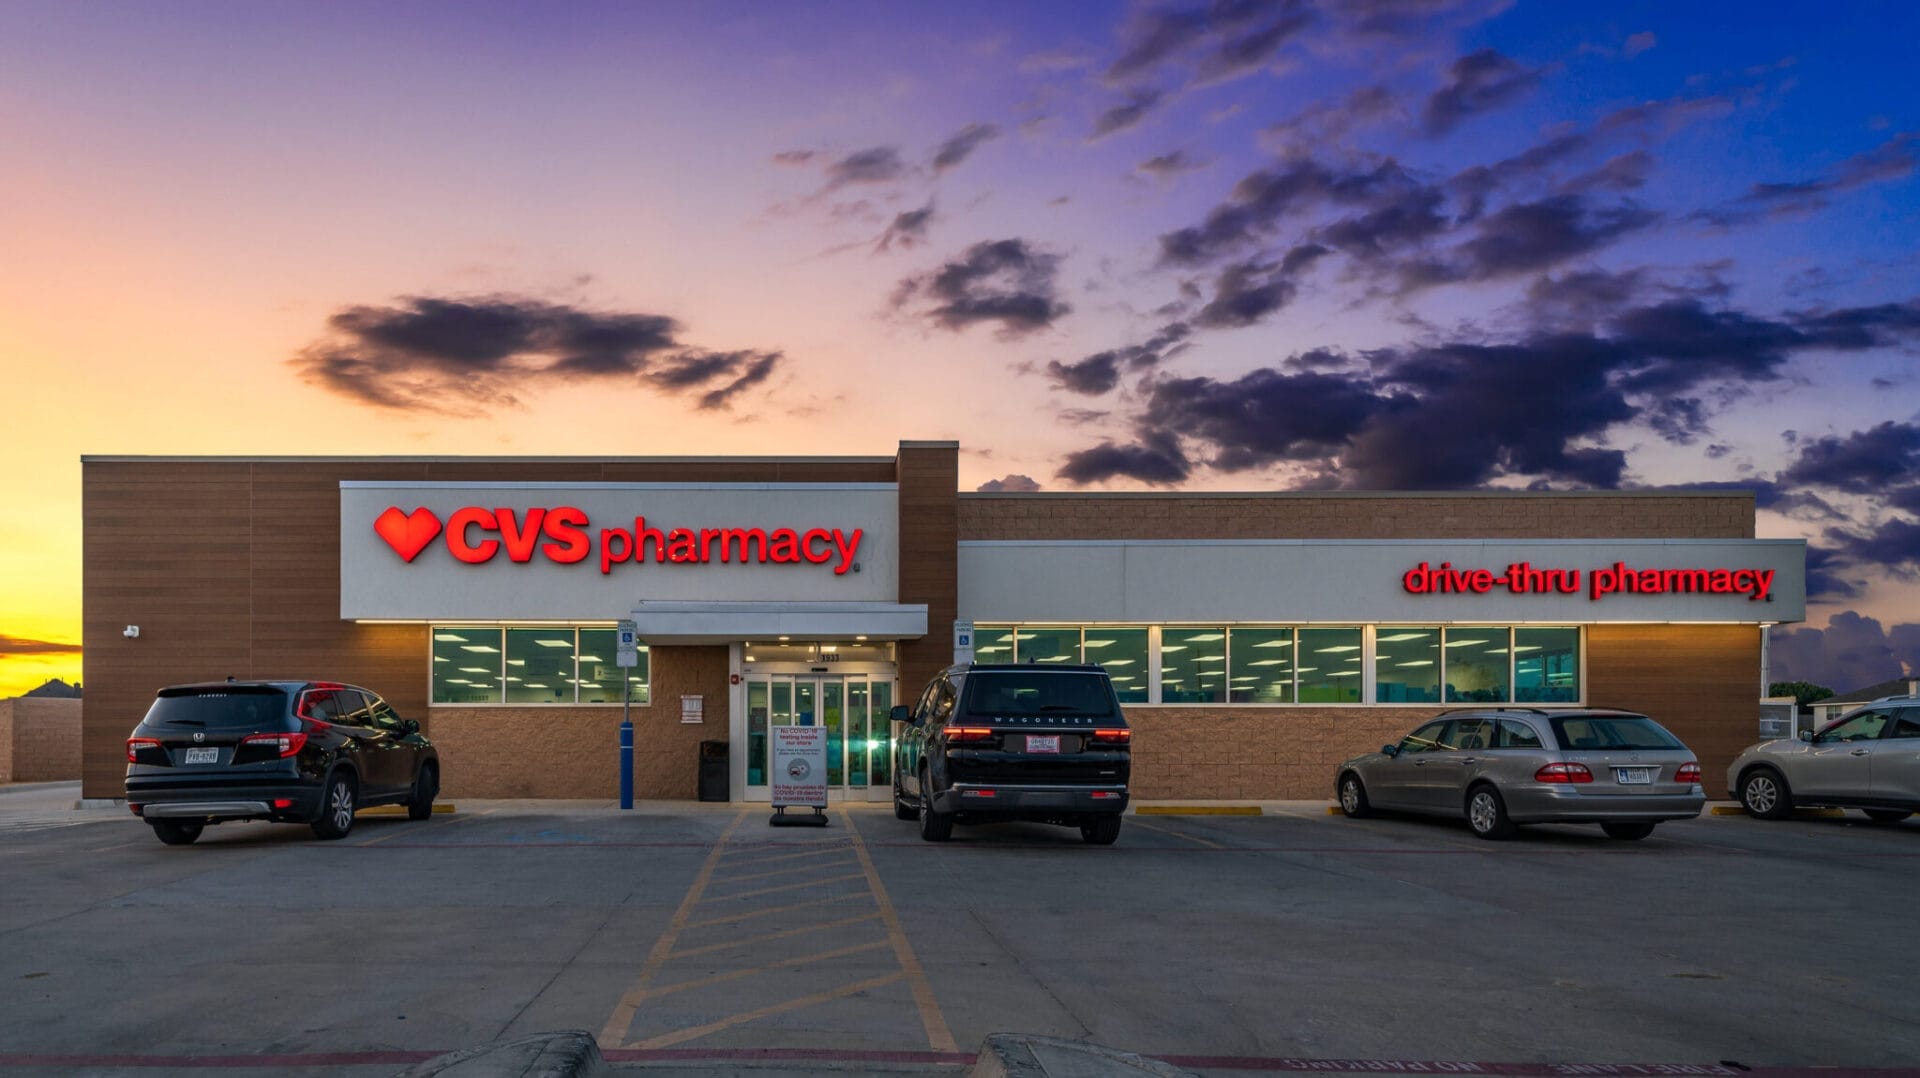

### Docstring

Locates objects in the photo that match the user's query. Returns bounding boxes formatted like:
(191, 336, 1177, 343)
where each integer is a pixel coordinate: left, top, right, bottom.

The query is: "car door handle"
(1459, 757, 1478, 764)
(1851, 748, 1871, 756)
(1412, 759, 1428, 766)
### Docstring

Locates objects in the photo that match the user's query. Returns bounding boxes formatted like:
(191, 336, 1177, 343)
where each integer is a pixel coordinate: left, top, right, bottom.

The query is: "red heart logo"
(374, 507, 442, 562)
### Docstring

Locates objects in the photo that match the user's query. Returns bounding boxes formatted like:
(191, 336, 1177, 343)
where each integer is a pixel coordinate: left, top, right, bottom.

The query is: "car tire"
(1465, 784, 1516, 840)
(892, 771, 916, 821)
(149, 820, 203, 846)
(310, 772, 357, 840)
(1601, 821, 1657, 840)
(917, 766, 952, 842)
(1337, 772, 1372, 818)
(1862, 809, 1912, 823)
(1739, 767, 1794, 820)
(1080, 815, 1122, 845)
(407, 763, 438, 821)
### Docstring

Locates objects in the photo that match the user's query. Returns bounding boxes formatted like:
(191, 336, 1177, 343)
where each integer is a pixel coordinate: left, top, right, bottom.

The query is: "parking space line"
(1130, 817, 1227, 849)
(599, 808, 750, 1047)
(843, 810, 958, 1054)
(629, 971, 905, 1050)
(716, 855, 860, 884)
(626, 939, 892, 1003)
(669, 912, 883, 960)
(356, 806, 500, 846)
(682, 890, 872, 930)
(704, 871, 867, 902)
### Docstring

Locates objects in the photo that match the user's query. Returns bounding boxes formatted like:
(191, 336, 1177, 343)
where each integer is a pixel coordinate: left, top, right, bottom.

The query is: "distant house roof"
(1823, 677, 1920, 707)
(20, 678, 81, 699)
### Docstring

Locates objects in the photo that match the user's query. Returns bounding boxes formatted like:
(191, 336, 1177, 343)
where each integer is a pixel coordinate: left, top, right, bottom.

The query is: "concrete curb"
(970, 1034, 1197, 1078)
(393, 1029, 606, 1077)
(0, 781, 81, 797)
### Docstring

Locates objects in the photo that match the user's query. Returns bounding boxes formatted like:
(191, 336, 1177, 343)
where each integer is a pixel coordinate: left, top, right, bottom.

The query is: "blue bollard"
(619, 720, 634, 810)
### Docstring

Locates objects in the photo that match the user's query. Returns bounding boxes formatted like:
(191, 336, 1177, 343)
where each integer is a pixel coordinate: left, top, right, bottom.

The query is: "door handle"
(1412, 759, 1428, 766)
(1851, 748, 1871, 756)
(1460, 757, 1478, 764)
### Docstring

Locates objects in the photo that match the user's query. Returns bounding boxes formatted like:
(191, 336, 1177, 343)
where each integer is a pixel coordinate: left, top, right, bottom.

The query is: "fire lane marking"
(669, 912, 884, 961)
(703, 872, 867, 902)
(598, 808, 750, 1047)
(626, 940, 892, 1004)
(708, 855, 860, 885)
(682, 890, 872, 930)
(628, 971, 906, 1050)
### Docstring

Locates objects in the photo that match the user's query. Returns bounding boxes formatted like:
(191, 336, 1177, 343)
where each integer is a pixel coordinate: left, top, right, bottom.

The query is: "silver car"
(1336, 708, 1706, 841)
(1727, 696, 1920, 823)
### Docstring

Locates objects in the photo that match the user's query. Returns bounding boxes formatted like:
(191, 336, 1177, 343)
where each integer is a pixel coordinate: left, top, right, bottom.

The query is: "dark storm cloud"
(1091, 88, 1166, 140)
(1259, 84, 1400, 155)
(1144, 367, 1401, 472)
(1194, 245, 1329, 328)
(698, 352, 782, 410)
(1157, 155, 1422, 265)
(1709, 132, 1920, 223)
(1057, 428, 1192, 485)
(1432, 195, 1659, 284)
(825, 146, 908, 188)
(976, 474, 1042, 493)
(291, 295, 781, 413)
(930, 123, 1000, 173)
(1770, 612, 1920, 690)
(893, 239, 1071, 336)
(1779, 421, 1920, 494)
(0, 633, 81, 657)
(875, 201, 936, 253)
(1137, 150, 1208, 178)
(1046, 322, 1191, 395)
(1826, 519, 1920, 576)
(1423, 49, 1543, 136)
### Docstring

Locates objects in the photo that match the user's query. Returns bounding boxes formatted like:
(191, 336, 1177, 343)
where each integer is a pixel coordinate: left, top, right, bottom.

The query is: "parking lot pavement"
(3, 789, 1919, 1077)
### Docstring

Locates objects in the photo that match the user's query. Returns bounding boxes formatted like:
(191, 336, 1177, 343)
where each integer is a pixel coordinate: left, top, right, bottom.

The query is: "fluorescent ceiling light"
(534, 639, 572, 648)
(433, 633, 468, 643)
(1160, 645, 1187, 653)
(1315, 645, 1361, 654)
(1181, 633, 1225, 642)
(1102, 659, 1135, 666)
(577, 654, 604, 662)
(458, 667, 491, 674)
(1249, 659, 1288, 667)
(524, 683, 548, 688)
(1444, 639, 1488, 648)
(1083, 639, 1115, 648)
(1398, 660, 1435, 667)
(1253, 639, 1293, 648)
(1376, 632, 1430, 642)
(460, 645, 500, 653)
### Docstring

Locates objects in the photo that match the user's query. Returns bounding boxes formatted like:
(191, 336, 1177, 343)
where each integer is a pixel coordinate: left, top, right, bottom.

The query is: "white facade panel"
(342, 482, 898, 621)
(958, 539, 1805, 624)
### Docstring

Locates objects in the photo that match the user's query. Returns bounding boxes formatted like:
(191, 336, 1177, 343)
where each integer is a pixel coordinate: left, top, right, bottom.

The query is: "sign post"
(768, 725, 830, 828)
(617, 619, 637, 810)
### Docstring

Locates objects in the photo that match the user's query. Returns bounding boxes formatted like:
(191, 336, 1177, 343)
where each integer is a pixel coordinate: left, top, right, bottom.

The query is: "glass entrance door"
(745, 674, 894, 800)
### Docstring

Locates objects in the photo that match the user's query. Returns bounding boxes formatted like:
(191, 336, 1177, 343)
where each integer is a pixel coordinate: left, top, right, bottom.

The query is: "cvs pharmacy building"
(79, 442, 1804, 803)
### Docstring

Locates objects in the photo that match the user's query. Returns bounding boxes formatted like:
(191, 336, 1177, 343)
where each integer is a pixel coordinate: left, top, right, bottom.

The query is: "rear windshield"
(143, 688, 290, 730)
(1549, 715, 1682, 751)
(960, 672, 1119, 720)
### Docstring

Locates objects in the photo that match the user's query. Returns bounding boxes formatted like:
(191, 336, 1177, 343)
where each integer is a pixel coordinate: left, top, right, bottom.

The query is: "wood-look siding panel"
(896, 446, 958, 700)
(1585, 624, 1761, 793)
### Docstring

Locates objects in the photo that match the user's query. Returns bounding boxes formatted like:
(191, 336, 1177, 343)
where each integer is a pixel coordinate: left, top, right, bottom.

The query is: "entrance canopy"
(625, 601, 928, 645)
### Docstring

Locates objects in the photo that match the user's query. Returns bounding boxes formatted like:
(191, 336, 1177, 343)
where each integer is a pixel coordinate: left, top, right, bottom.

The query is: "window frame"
(429, 624, 649, 708)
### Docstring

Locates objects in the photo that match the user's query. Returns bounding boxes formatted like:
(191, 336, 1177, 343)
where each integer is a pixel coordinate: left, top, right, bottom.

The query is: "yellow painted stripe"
(704, 872, 867, 903)
(628, 971, 905, 1050)
(668, 912, 883, 961)
(623, 940, 890, 1004)
(1709, 805, 1746, 816)
(682, 890, 871, 931)
(718, 855, 860, 885)
(1135, 805, 1261, 816)
(843, 810, 958, 1054)
(359, 803, 455, 817)
(1326, 806, 1344, 816)
(1129, 817, 1225, 849)
(599, 809, 749, 1047)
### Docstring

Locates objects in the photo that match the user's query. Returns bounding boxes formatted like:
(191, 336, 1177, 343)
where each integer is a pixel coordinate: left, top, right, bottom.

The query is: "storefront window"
(972, 626, 1015, 660)
(506, 628, 576, 704)
(434, 626, 504, 703)
(1298, 627, 1363, 702)
(1162, 627, 1227, 703)
(1228, 627, 1294, 703)
(1085, 628, 1148, 702)
(1376, 627, 1441, 703)
(578, 628, 644, 704)
(1444, 627, 1511, 703)
(1015, 626, 1081, 664)
(1514, 627, 1579, 702)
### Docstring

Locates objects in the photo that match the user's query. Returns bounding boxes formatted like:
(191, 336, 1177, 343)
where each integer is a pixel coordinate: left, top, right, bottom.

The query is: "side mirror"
(1381, 744, 1399, 757)
(1797, 729, 1813, 742)
(402, 718, 421, 735)
(889, 705, 911, 724)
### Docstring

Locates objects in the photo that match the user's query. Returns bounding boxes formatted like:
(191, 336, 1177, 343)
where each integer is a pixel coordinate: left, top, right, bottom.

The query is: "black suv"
(125, 680, 439, 845)
(891, 663, 1132, 844)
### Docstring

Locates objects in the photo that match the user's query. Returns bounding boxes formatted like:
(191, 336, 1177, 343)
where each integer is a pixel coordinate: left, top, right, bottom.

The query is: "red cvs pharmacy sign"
(373, 506, 863, 576)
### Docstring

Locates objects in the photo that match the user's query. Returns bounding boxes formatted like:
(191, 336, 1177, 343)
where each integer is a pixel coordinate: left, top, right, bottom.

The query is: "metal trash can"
(697, 740, 729, 802)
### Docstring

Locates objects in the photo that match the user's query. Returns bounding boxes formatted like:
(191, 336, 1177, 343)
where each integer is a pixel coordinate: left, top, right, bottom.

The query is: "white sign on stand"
(770, 726, 829, 808)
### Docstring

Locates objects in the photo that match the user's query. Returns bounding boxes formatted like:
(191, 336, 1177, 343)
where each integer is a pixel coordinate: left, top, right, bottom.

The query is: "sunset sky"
(3, 0, 1918, 699)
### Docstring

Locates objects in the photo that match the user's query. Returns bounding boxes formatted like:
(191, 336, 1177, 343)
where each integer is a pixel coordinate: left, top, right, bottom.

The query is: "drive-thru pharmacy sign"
(1403, 560, 1777, 602)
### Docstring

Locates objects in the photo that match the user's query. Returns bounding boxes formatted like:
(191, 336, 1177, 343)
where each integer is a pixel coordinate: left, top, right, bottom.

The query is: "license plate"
(1027, 735, 1060, 754)
(1614, 767, 1653, 785)
(183, 747, 219, 764)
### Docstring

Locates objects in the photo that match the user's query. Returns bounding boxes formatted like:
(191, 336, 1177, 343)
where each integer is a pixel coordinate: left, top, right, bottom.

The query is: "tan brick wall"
(959, 492, 1754, 540)
(0, 698, 84, 783)
(428, 645, 730, 799)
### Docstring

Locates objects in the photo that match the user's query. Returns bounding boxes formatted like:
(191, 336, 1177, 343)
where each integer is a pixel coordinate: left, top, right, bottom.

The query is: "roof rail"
(1437, 706, 1549, 716)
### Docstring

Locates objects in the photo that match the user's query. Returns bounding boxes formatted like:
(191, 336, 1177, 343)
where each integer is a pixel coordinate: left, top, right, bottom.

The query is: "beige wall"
(1, 698, 83, 783)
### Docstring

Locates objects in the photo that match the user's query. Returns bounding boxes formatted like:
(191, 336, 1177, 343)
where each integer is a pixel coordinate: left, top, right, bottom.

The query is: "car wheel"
(1863, 809, 1912, 823)
(1337, 772, 1372, 818)
(149, 820, 203, 846)
(1601, 821, 1657, 840)
(1739, 767, 1794, 820)
(1465, 785, 1516, 840)
(310, 772, 357, 840)
(917, 766, 952, 842)
(1080, 815, 1122, 845)
(407, 763, 438, 821)
(892, 771, 916, 821)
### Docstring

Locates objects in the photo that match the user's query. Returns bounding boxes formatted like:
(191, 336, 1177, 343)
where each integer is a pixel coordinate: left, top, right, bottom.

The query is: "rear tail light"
(240, 732, 309, 758)
(1091, 728, 1132, 745)
(945, 727, 994, 743)
(1675, 762, 1702, 784)
(961, 789, 998, 798)
(1534, 762, 1594, 784)
(1090, 791, 1120, 800)
(126, 737, 161, 762)
(272, 798, 295, 809)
